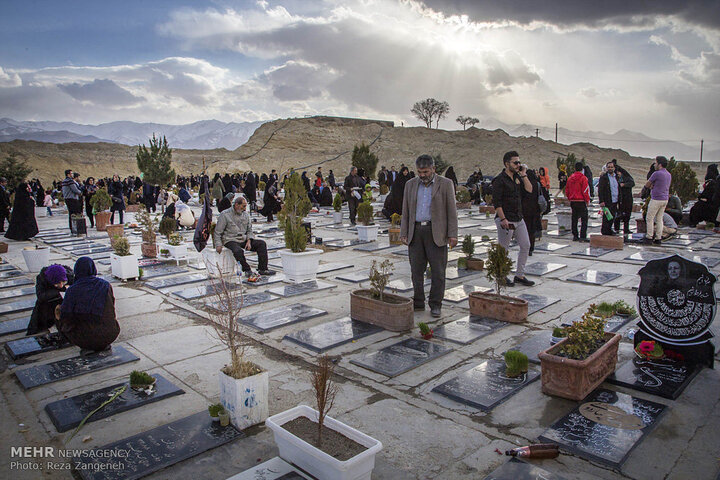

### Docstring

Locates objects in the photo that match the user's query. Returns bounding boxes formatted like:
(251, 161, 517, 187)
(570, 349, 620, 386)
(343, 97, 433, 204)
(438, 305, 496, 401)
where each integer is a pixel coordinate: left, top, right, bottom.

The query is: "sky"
(0, 0, 718, 144)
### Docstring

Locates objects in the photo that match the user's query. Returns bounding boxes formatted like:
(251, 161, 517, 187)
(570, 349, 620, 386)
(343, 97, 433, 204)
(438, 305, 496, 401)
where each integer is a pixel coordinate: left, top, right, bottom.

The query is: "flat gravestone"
(605, 314, 636, 332)
(15, 345, 139, 389)
(433, 316, 506, 345)
(566, 270, 621, 285)
(267, 280, 335, 298)
(539, 388, 667, 469)
(0, 277, 33, 289)
(387, 277, 430, 293)
(324, 223, 353, 230)
(62, 242, 102, 251)
(82, 252, 111, 260)
(533, 242, 569, 252)
(458, 220, 483, 229)
(625, 251, 670, 263)
(506, 331, 553, 364)
(0, 298, 36, 315)
(547, 229, 571, 237)
(0, 264, 20, 272)
(444, 267, 482, 280)
(0, 269, 23, 279)
(336, 271, 370, 283)
(519, 262, 567, 277)
(74, 411, 243, 480)
(71, 247, 114, 255)
(516, 294, 560, 315)
(324, 239, 367, 248)
(242, 274, 286, 286)
(444, 285, 491, 303)
(350, 338, 452, 377)
(5, 332, 71, 359)
(144, 273, 207, 290)
(392, 249, 409, 256)
(607, 357, 702, 400)
(663, 238, 696, 247)
(238, 303, 326, 332)
(696, 256, 720, 268)
(227, 457, 311, 480)
(141, 265, 188, 279)
(206, 291, 277, 311)
(483, 458, 568, 480)
(44, 237, 84, 244)
(284, 317, 382, 352)
(317, 262, 353, 274)
(0, 316, 30, 336)
(433, 360, 540, 411)
(571, 247, 614, 258)
(45, 374, 185, 432)
(173, 281, 242, 300)
(353, 241, 393, 252)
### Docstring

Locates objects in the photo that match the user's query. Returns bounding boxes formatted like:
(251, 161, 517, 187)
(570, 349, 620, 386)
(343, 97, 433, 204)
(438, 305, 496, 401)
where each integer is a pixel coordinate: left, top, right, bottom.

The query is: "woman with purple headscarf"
(57, 257, 119, 352)
(27, 263, 74, 335)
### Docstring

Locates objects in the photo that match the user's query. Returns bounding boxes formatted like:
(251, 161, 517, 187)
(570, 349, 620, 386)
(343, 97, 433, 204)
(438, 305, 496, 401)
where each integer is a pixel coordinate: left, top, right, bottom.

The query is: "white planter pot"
(279, 248, 322, 283)
(356, 225, 378, 242)
(556, 212, 573, 231)
(110, 253, 139, 280)
(219, 369, 269, 430)
(23, 247, 50, 272)
(266, 405, 383, 480)
(202, 248, 238, 277)
(379, 194, 388, 203)
(160, 243, 187, 259)
(333, 211, 343, 224)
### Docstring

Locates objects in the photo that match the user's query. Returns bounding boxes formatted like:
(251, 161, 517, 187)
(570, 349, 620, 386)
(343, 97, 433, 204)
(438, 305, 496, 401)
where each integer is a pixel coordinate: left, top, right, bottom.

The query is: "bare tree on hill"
(411, 98, 450, 129)
(456, 116, 479, 130)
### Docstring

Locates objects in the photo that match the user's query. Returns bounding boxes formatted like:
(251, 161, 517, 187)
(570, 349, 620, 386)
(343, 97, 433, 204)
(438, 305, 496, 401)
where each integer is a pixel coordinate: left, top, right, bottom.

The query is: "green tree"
(668, 160, 698, 205)
(0, 153, 33, 190)
(556, 152, 585, 174)
(136, 134, 176, 186)
(278, 172, 311, 252)
(411, 98, 450, 128)
(432, 153, 450, 175)
(351, 143, 379, 179)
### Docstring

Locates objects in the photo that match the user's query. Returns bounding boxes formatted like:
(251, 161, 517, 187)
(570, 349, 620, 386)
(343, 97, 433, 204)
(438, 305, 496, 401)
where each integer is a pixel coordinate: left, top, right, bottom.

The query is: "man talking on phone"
(492, 151, 535, 287)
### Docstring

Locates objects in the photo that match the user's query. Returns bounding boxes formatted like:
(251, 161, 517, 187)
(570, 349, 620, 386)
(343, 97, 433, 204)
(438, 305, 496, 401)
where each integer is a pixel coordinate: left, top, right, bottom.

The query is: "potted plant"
(468, 243, 528, 323)
(90, 187, 113, 231)
(418, 322, 433, 340)
(129, 370, 156, 391)
(350, 259, 413, 331)
(159, 248, 170, 257)
(332, 193, 343, 224)
(137, 209, 158, 258)
(278, 172, 322, 283)
(455, 186, 471, 209)
(706, 221, 715, 231)
(110, 235, 140, 281)
(556, 210, 572, 231)
(158, 216, 177, 242)
(266, 355, 383, 480)
(106, 222, 124, 240)
(379, 184, 389, 202)
(458, 234, 483, 270)
(388, 213, 402, 245)
(208, 403, 224, 422)
(356, 200, 378, 242)
(70, 213, 87, 236)
(22, 245, 50, 273)
(538, 309, 621, 401)
(504, 350, 528, 378)
(478, 195, 495, 214)
(613, 300, 636, 317)
(162, 232, 186, 260)
(550, 327, 566, 345)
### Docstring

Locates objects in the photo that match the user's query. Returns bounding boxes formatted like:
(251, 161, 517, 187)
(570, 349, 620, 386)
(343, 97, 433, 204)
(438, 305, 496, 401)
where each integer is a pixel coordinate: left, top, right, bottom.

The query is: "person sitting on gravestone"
(27, 264, 74, 335)
(57, 257, 119, 354)
(214, 195, 275, 278)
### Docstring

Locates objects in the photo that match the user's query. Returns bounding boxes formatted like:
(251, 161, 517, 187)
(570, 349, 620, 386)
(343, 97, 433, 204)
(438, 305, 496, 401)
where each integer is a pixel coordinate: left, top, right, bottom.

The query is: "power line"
(531, 127, 716, 144)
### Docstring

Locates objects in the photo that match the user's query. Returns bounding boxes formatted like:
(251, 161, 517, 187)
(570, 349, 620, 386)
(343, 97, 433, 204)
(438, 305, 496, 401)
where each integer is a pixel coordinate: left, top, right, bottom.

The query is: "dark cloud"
(58, 79, 144, 106)
(420, 1, 720, 30)
(259, 61, 333, 101)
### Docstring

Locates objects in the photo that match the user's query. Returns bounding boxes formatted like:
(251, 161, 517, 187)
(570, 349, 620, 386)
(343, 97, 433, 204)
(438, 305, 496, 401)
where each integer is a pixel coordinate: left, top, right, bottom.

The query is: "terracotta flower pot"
(142, 231, 156, 244)
(350, 289, 413, 331)
(456, 202, 471, 209)
(478, 205, 495, 214)
(468, 291, 527, 323)
(541, 218, 548, 230)
(421, 332, 434, 340)
(538, 332, 621, 401)
(388, 227, 402, 245)
(141, 242, 157, 258)
(466, 258, 484, 270)
(0, 242, 8, 254)
(106, 223, 125, 239)
(95, 211, 111, 231)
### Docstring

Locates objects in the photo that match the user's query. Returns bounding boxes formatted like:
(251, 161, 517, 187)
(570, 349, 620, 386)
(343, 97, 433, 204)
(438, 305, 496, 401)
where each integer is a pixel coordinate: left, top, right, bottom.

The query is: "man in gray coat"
(400, 155, 458, 317)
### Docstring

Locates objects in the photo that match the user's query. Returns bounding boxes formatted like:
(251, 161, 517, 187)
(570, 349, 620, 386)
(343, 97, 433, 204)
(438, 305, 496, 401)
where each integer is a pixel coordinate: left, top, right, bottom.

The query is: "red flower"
(638, 341, 655, 354)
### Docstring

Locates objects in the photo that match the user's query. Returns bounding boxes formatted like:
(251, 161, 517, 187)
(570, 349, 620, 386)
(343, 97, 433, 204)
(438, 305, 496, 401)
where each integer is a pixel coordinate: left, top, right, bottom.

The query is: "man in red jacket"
(566, 162, 590, 241)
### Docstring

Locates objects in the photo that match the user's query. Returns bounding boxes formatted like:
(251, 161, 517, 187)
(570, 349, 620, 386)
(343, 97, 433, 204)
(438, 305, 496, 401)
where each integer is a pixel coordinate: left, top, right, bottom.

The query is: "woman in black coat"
(5, 182, 38, 240)
(27, 264, 74, 335)
(689, 164, 719, 227)
(382, 166, 410, 219)
(444, 166, 458, 190)
(521, 169, 542, 255)
(259, 178, 282, 222)
(108, 174, 126, 224)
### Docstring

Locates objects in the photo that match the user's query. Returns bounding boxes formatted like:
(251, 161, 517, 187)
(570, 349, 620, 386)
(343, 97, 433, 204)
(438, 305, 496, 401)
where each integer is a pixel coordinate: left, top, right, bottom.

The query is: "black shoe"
(505, 277, 515, 287)
(653, 239, 662, 245)
(643, 237, 653, 244)
(430, 306, 441, 318)
(578, 237, 589, 242)
(258, 269, 276, 276)
(514, 276, 535, 286)
(528, 251, 533, 256)
(573, 236, 580, 242)
(414, 304, 425, 311)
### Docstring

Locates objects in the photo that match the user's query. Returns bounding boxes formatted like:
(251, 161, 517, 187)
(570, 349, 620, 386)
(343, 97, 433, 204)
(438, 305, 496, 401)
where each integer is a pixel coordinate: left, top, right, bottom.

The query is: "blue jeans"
(46, 207, 53, 216)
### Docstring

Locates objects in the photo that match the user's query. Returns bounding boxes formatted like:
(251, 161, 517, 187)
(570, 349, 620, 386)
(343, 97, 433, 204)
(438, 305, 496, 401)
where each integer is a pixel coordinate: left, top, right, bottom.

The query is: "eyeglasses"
(512, 161, 521, 165)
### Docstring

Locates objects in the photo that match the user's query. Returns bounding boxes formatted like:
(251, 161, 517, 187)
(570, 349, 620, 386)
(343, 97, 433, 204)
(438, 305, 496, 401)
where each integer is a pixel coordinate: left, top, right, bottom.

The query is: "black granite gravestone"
(520, 262, 567, 277)
(506, 331, 553, 364)
(604, 314, 636, 332)
(241, 274, 287, 286)
(533, 243, 569, 252)
(173, 281, 242, 300)
(607, 357, 702, 400)
(0, 277, 33, 289)
(662, 238, 696, 247)
(267, 280, 335, 298)
(141, 265, 189, 279)
(206, 291, 277, 311)
(45, 374, 185, 432)
(15, 345, 139, 389)
(74, 411, 243, 480)
(0, 269, 23, 279)
(432, 316, 506, 345)
(284, 317, 382, 352)
(0, 316, 30, 336)
(0, 298, 36, 315)
(636, 254, 716, 367)
(516, 294, 561, 315)
(144, 273, 207, 289)
(228, 457, 311, 480)
(571, 247, 613, 258)
(324, 238, 367, 247)
(62, 242, 102, 251)
(5, 332, 71, 359)
(353, 241, 393, 252)
(443, 285, 491, 303)
(566, 270, 622, 285)
(316, 262, 353, 274)
(539, 388, 666, 469)
(0, 286, 35, 300)
(483, 458, 568, 480)
(239, 303, 327, 332)
(71, 247, 114, 256)
(350, 338, 452, 377)
(433, 360, 540, 411)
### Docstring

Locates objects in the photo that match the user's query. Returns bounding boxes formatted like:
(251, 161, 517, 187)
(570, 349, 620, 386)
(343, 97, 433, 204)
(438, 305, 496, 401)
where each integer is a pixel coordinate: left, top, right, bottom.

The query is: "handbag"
(537, 182, 548, 213)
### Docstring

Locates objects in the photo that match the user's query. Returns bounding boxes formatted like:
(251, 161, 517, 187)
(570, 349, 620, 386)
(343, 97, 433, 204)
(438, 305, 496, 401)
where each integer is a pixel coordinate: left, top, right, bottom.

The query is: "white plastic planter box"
(202, 248, 238, 278)
(279, 248, 322, 283)
(160, 243, 187, 260)
(356, 225, 378, 242)
(266, 405, 383, 480)
(110, 253, 139, 280)
(556, 211, 573, 231)
(23, 247, 50, 272)
(332, 211, 343, 224)
(219, 369, 268, 430)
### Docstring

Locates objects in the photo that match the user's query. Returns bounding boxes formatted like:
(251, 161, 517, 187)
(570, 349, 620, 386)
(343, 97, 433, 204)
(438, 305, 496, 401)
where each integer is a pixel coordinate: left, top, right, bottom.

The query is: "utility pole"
(555, 123, 558, 143)
(700, 139, 704, 163)
(535, 128, 539, 137)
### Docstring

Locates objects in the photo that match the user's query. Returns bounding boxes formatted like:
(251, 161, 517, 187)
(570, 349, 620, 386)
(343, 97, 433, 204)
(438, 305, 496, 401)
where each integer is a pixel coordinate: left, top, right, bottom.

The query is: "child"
(43, 190, 53, 216)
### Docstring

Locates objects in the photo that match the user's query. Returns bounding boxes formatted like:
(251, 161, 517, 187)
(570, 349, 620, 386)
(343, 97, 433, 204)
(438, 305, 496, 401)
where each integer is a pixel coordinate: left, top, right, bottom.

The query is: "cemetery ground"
(0, 202, 719, 480)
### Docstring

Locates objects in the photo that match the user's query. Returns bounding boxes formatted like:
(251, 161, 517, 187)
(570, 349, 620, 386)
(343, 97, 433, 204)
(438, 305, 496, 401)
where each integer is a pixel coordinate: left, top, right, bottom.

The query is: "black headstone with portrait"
(636, 254, 716, 368)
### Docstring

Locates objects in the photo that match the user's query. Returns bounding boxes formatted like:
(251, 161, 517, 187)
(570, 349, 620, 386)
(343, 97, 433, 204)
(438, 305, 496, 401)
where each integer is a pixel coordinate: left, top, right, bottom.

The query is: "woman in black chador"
(258, 177, 282, 222)
(5, 182, 38, 240)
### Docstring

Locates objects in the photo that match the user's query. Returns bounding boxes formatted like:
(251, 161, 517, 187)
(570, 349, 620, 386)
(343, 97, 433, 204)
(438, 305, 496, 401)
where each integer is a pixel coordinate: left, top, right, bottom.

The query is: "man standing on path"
(566, 162, 590, 242)
(598, 161, 620, 235)
(343, 166, 364, 225)
(644, 156, 672, 245)
(61, 169, 83, 231)
(491, 151, 535, 287)
(400, 155, 458, 318)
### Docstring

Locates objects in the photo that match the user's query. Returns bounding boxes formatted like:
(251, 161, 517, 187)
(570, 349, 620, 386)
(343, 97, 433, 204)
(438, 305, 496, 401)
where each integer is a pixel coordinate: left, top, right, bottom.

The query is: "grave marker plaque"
(566, 270, 621, 285)
(316, 262, 353, 274)
(0, 277, 33, 289)
(505, 331, 552, 364)
(432, 316, 506, 345)
(443, 285, 491, 303)
(205, 291, 277, 311)
(284, 316, 381, 352)
(539, 388, 666, 469)
(141, 265, 188, 279)
(0, 316, 30, 336)
(74, 411, 243, 480)
(144, 273, 206, 290)
(0, 298, 36, 315)
(516, 294, 560, 315)
(519, 262, 567, 277)
(571, 247, 613, 258)
(267, 280, 335, 298)
(237, 303, 326, 332)
(350, 338, 452, 377)
(0, 286, 35, 300)
(6, 332, 71, 359)
(533, 242, 569, 252)
(607, 357, 702, 400)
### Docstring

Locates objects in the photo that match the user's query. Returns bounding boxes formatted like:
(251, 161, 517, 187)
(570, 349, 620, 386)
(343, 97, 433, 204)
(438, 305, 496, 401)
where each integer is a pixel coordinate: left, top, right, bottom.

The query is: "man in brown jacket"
(400, 154, 458, 317)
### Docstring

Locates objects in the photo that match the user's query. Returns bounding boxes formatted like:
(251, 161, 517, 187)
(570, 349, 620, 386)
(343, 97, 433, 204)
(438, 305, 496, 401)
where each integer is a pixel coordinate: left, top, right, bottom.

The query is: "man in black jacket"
(0, 178, 10, 232)
(343, 167, 364, 225)
(597, 161, 621, 235)
(613, 161, 635, 234)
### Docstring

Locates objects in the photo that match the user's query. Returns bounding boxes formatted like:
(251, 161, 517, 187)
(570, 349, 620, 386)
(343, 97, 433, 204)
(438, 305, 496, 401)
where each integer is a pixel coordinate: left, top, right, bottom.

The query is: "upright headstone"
(636, 254, 716, 367)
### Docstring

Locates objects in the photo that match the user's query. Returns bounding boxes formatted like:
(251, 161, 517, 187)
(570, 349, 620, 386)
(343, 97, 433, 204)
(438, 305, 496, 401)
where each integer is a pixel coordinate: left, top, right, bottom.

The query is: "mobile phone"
(508, 224, 516, 230)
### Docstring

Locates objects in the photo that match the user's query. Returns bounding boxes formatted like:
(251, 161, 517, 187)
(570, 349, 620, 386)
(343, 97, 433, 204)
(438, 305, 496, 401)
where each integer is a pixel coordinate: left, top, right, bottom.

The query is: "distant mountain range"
(0, 117, 716, 161)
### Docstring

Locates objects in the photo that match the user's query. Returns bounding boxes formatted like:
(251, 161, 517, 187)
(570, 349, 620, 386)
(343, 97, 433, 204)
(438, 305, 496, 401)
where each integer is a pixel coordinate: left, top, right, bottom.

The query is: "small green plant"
(485, 243, 513, 296)
(707, 221, 715, 230)
(112, 235, 131, 256)
(357, 200, 374, 226)
(481, 235, 490, 241)
(455, 186, 471, 203)
(552, 327, 566, 338)
(591, 302, 617, 319)
(419, 322, 432, 337)
(258, 181, 266, 191)
(129, 370, 154, 386)
(461, 234, 475, 259)
(90, 187, 112, 212)
(369, 259, 393, 301)
(390, 213, 401, 227)
(279, 172, 311, 253)
(136, 209, 158, 238)
(159, 216, 177, 240)
(457, 257, 467, 269)
(504, 350, 528, 378)
(558, 308, 606, 360)
(332, 192, 343, 212)
(379, 184, 389, 195)
(138, 267, 144, 279)
(168, 232, 182, 246)
(613, 300, 636, 316)
(208, 403, 224, 417)
(160, 248, 170, 255)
